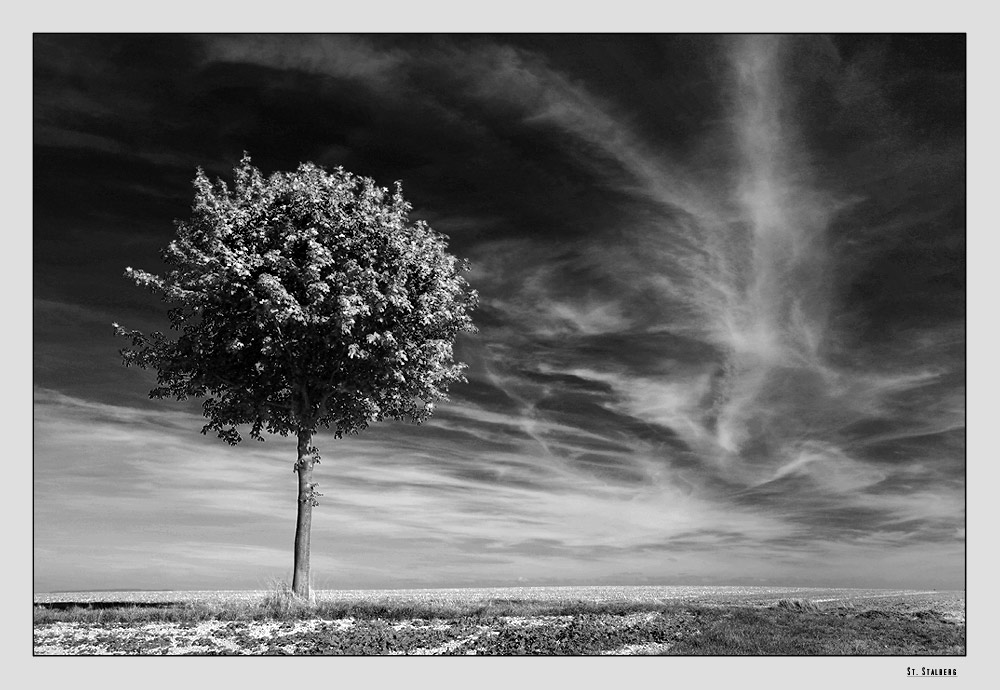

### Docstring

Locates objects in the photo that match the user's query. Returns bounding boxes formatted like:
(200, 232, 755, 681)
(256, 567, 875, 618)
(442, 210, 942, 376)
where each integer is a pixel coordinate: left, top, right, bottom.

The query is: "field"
(33, 585, 965, 656)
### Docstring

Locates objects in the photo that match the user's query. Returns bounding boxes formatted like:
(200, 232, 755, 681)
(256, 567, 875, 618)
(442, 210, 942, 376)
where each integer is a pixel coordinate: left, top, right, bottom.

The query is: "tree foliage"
(114, 155, 478, 445)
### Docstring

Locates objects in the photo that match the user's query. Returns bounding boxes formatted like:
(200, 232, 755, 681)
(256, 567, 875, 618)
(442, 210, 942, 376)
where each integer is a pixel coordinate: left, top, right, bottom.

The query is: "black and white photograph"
(31, 27, 968, 667)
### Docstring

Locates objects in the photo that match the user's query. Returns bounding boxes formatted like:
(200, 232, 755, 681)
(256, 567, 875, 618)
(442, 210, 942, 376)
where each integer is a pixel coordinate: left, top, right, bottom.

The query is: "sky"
(32, 34, 966, 593)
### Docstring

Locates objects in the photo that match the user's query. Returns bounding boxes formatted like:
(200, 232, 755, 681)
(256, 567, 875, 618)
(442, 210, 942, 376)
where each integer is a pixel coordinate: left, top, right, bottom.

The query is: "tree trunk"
(292, 429, 316, 599)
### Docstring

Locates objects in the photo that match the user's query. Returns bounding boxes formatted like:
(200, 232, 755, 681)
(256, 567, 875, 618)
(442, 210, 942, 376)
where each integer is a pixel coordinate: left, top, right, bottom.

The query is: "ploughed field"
(33, 585, 965, 655)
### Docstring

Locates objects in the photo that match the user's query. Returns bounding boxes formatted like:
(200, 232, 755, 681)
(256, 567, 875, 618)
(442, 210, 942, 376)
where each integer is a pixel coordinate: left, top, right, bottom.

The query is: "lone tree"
(114, 155, 477, 598)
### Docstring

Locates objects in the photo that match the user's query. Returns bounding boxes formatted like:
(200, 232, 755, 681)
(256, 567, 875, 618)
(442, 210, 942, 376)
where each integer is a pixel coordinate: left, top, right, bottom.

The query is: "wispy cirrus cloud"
(41, 384, 912, 589)
(202, 34, 405, 86)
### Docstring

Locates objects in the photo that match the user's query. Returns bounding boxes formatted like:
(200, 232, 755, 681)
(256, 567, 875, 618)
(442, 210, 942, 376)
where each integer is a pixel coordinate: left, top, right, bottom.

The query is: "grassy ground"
(33, 589, 965, 655)
(33, 591, 676, 625)
(660, 601, 965, 655)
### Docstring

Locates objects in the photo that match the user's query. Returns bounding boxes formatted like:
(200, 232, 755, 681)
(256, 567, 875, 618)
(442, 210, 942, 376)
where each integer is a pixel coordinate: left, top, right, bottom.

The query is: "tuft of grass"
(256, 580, 318, 619)
(774, 598, 821, 613)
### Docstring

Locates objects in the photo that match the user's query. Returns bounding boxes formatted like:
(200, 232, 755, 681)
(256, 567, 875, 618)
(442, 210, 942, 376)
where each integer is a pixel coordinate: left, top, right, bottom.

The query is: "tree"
(113, 155, 478, 598)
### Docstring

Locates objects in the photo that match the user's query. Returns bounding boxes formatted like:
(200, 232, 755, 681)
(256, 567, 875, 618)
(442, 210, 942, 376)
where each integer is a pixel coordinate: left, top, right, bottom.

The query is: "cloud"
(445, 42, 719, 220)
(765, 441, 888, 492)
(201, 34, 404, 88)
(34, 385, 831, 589)
(34, 125, 129, 156)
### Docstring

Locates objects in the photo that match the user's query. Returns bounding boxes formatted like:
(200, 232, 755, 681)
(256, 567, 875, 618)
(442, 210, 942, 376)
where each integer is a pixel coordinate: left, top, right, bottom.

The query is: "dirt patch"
(34, 611, 699, 655)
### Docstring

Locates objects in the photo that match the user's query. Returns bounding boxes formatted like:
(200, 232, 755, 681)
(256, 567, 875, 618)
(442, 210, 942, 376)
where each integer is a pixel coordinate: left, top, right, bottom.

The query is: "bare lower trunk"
(292, 429, 317, 599)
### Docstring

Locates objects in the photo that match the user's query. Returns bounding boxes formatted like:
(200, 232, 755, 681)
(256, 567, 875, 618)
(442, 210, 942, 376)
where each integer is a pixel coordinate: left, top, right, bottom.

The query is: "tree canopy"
(114, 155, 478, 445)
